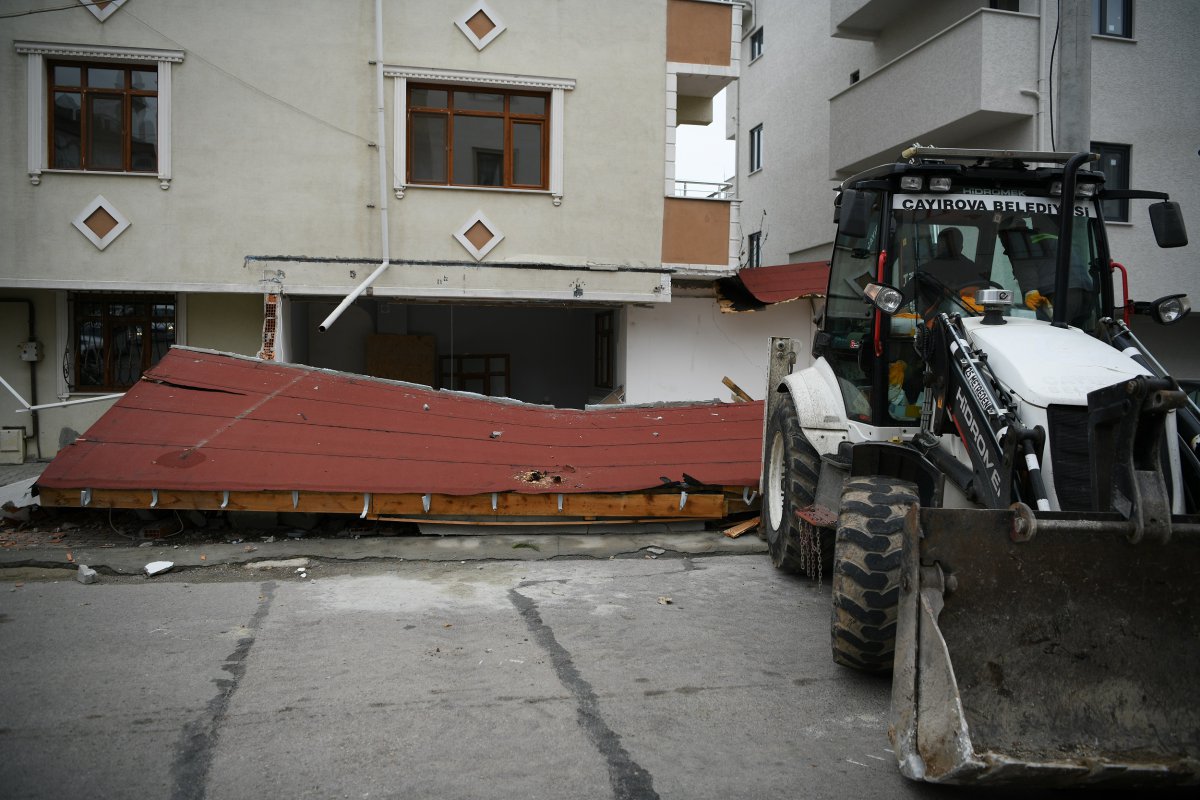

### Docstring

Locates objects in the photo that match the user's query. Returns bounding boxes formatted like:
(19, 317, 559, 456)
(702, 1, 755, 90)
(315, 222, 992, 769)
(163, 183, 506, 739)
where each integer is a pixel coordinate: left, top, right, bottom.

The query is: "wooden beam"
(37, 486, 747, 520)
(723, 516, 760, 538)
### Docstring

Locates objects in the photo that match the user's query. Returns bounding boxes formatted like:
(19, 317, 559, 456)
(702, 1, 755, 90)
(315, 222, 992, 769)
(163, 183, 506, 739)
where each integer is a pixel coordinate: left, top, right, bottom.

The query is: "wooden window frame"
(407, 84, 550, 190)
(71, 293, 176, 392)
(594, 311, 614, 389)
(439, 353, 511, 397)
(47, 60, 159, 173)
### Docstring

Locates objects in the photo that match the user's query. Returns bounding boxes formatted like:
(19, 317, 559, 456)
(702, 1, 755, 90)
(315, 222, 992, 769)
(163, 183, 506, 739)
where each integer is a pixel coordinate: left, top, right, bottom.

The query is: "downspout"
(0, 297, 40, 459)
(319, 0, 391, 332)
(1018, 3, 1047, 150)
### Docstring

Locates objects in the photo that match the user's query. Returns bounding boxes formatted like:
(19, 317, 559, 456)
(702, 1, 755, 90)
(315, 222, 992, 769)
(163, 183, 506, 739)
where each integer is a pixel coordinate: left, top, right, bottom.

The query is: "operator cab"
(818, 148, 1114, 426)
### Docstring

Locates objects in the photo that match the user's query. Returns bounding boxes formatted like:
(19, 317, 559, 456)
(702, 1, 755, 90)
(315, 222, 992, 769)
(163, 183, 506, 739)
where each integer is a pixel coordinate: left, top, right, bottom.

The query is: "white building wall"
(737, 0, 1200, 375)
(736, 0, 869, 269)
(624, 295, 816, 404)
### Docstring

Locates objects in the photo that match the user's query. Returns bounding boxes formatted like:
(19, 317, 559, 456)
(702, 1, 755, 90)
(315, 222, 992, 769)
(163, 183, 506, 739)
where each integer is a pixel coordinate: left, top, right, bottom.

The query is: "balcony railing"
(674, 179, 734, 200)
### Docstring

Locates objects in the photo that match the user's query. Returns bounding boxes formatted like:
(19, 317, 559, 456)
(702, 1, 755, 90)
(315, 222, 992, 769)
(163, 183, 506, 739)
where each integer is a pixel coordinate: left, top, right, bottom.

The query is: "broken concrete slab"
(246, 558, 310, 570)
(76, 564, 98, 584)
(144, 561, 173, 576)
(0, 530, 767, 575)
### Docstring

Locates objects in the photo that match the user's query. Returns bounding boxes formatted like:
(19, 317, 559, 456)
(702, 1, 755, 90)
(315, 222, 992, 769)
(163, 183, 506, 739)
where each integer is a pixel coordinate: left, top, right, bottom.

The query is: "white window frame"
(15, 41, 184, 189)
(749, 124, 763, 173)
(749, 27, 764, 62)
(387, 65, 575, 206)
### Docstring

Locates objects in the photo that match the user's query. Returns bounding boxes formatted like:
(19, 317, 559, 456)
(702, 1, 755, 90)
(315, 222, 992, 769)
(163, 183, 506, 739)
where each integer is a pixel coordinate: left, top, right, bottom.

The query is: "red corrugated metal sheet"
(38, 349, 764, 496)
(738, 261, 829, 304)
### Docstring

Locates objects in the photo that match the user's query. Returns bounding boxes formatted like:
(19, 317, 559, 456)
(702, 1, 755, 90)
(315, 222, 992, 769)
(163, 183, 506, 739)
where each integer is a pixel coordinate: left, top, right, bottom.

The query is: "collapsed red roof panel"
(38, 349, 765, 496)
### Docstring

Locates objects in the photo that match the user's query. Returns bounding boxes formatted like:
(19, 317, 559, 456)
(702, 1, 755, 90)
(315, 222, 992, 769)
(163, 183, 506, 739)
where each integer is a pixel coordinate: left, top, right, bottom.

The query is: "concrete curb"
(0, 531, 767, 575)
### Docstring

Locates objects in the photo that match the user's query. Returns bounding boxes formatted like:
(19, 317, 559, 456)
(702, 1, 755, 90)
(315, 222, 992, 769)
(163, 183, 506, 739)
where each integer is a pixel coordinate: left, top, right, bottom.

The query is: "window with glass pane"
(71, 293, 175, 391)
(438, 353, 511, 397)
(48, 61, 158, 172)
(407, 84, 549, 189)
(594, 311, 614, 389)
(749, 124, 763, 172)
(1093, 142, 1130, 221)
(1092, 0, 1133, 37)
(750, 28, 764, 61)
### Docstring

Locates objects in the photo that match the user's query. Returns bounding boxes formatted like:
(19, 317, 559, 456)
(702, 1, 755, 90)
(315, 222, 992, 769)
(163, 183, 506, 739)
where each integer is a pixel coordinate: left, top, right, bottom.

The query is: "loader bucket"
(891, 506, 1200, 786)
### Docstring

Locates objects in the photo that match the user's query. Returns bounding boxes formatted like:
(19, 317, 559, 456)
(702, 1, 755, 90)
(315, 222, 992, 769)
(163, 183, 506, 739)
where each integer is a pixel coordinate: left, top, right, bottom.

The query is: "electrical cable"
(1049, 0, 1061, 149)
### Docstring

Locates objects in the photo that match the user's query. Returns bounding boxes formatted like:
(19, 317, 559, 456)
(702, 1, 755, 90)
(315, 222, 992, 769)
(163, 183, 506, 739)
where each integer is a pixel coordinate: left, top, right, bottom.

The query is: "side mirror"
(838, 189, 873, 239)
(1149, 201, 1188, 248)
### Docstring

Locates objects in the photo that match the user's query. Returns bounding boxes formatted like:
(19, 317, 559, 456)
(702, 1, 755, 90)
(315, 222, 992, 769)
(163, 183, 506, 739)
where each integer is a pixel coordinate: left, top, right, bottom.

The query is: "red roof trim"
(738, 261, 829, 304)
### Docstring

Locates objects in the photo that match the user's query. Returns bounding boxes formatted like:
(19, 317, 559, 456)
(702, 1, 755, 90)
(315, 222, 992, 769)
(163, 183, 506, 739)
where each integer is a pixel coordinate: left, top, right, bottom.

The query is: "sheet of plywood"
(365, 334, 435, 385)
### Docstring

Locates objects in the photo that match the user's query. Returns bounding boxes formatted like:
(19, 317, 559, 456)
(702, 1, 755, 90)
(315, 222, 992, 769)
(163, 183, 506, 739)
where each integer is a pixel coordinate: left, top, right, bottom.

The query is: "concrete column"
(1056, 0, 1092, 153)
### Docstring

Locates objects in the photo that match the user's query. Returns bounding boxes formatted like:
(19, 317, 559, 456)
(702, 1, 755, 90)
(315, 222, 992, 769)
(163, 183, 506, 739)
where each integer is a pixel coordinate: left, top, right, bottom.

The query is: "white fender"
(780, 357, 851, 455)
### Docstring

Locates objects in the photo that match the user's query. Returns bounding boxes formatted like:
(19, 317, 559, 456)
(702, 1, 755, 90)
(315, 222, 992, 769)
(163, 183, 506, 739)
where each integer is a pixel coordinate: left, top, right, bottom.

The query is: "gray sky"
(675, 89, 735, 185)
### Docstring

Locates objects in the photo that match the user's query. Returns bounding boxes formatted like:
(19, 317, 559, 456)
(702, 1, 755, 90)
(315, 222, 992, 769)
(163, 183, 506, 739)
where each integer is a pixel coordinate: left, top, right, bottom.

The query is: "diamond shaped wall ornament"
(73, 195, 130, 250)
(454, 1, 507, 51)
(81, 0, 129, 23)
(454, 211, 504, 261)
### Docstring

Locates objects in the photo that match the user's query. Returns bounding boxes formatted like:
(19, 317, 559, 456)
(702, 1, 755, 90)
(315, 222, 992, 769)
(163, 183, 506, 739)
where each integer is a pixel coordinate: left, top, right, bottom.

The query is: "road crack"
(508, 587, 659, 800)
(170, 581, 276, 800)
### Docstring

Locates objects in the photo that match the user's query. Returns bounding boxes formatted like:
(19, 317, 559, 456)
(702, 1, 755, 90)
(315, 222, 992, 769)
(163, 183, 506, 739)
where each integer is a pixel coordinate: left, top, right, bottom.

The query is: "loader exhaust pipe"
(1052, 151, 1100, 329)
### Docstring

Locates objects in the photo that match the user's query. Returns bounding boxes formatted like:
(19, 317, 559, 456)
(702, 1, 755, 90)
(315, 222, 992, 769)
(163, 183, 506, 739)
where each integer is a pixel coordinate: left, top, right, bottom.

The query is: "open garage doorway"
(283, 298, 622, 409)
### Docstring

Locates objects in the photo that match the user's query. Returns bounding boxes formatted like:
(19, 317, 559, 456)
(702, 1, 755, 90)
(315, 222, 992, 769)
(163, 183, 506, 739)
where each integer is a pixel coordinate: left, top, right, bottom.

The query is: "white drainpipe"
(320, 0, 392, 332)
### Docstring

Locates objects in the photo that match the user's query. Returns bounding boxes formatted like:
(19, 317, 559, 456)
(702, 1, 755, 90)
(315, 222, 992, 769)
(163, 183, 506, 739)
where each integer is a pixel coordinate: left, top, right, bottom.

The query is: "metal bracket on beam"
(221, 491, 229, 509)
(81, 489, 91, 507)
(680, 491, 688, 510)
(361, 492, 372, 519)
(151, 489, 159, 508)
(491, 492, 498, 511)
(292, 490, 299, 509)
(422, 493, 431, 513)
(557, 494, 564, 512)
(742, 487, 757, 505)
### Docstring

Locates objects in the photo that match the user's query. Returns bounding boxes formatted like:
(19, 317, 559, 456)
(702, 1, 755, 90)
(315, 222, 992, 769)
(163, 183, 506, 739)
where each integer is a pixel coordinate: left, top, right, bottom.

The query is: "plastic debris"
(144, 561, 174, 576)
(657, 596, 673, 605)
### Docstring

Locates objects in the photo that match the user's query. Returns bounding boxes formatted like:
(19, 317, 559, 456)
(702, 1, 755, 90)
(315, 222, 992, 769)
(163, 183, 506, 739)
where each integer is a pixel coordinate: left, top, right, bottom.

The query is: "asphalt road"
(0, 554, 947, 800)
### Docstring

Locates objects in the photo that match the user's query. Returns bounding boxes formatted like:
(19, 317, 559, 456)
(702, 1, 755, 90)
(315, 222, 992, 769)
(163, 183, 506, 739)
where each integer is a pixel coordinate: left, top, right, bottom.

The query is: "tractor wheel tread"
(761, 400, 825, 575)
(829, 476, 918, 675)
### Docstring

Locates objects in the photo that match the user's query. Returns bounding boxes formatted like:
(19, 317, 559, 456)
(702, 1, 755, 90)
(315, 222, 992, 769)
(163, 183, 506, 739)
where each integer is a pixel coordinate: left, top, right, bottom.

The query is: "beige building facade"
(1, 0, 811, 460)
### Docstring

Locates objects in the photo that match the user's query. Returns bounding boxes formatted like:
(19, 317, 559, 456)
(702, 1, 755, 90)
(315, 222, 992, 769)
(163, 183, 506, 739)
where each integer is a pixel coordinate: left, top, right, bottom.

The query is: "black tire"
(830, 475, 918, 673)
(761, 398, 821, 573)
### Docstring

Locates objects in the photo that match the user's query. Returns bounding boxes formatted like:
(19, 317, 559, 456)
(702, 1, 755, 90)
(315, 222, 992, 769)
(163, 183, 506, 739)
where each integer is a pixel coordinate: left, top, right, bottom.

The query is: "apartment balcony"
(831, 0, 923, 40)
(668, 0, 738, 123)
(829, 10, 1039, 177)
(662, 195, 736, 274)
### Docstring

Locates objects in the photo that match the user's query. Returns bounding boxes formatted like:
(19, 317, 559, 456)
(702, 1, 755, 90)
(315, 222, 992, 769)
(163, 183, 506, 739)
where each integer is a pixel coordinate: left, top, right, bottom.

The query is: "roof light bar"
(902, 146, 1096, 164)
